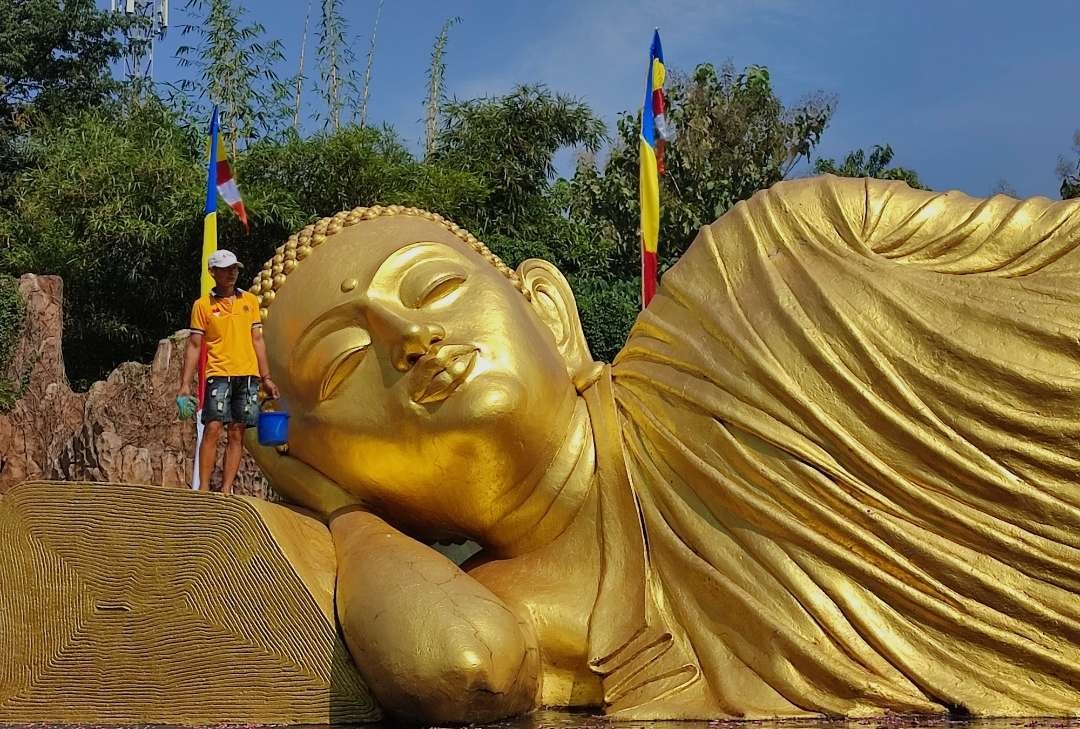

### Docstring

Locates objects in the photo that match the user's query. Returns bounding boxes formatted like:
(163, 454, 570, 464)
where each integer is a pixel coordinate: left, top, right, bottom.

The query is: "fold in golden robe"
(606, 175, 1080, 718)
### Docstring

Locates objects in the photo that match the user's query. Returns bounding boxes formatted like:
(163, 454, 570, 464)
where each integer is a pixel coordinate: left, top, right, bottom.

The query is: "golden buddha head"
(254, 207, 599, 539)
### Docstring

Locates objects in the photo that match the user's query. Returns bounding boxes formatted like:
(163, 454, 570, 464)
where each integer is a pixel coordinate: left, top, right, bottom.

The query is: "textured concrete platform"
(0, 481, 381, 724)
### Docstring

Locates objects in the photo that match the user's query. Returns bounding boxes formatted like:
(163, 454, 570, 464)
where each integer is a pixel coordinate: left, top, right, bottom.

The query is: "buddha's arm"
(330, 509, 539, 723)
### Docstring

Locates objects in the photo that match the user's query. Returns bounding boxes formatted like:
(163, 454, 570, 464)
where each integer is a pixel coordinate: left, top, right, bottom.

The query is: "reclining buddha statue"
(245, 174, 1080, 723)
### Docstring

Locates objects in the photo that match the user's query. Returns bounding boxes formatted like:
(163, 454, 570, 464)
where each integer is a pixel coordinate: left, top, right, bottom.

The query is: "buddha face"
(263, 217, 580, 539)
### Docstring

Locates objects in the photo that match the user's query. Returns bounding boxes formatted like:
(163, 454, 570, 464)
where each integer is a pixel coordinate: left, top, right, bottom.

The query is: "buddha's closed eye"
(306, 328, 372, 402)
(321, 344, 368, 401)
(418, 273, 466, 307)
(399, 257, 468, 308)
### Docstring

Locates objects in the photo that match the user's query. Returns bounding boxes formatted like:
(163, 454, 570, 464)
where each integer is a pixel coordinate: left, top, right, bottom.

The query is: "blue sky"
(133, 0, 1080, 198)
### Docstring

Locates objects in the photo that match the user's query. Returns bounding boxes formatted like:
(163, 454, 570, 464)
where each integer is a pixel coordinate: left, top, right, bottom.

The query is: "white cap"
(207, 249, 243, 269)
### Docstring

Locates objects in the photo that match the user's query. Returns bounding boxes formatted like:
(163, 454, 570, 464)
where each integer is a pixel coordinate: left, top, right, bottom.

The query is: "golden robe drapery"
(606, 175, 1080, 718)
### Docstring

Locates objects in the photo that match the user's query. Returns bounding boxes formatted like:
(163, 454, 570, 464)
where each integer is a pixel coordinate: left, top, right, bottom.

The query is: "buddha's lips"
(409, 344, 478, 404)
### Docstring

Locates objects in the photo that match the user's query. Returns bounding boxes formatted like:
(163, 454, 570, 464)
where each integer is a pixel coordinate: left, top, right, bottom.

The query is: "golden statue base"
(0, 481, 380, 725)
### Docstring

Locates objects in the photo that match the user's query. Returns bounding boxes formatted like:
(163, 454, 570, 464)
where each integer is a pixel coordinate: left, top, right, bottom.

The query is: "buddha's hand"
(330, 509, 539, 723)
(243, 433, 358, 520)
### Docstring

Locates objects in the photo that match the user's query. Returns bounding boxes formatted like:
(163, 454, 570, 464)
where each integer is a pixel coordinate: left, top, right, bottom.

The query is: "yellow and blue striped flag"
(639, 29, 672, 307)
(200, 106, 221, 297)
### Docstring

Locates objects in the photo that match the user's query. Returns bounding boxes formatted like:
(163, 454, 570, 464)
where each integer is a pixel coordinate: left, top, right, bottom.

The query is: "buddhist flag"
(214, 138, 249, 236)
(639, 29, 672, 308)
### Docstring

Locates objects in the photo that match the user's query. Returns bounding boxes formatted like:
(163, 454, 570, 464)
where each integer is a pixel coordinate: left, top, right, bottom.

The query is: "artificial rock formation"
(0, 480, 380, 724)
(0, 274, 266, 495)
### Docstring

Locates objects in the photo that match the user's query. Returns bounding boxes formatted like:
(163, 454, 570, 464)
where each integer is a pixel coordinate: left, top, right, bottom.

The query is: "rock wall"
(0, 274, 268, 496)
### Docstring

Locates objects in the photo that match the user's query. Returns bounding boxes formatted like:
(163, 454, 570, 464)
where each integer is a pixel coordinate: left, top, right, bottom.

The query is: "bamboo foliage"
(316, 0, 358, 131)
(358, 0, 382, 129)
(424, 16, 460, 160)
(176, 0, 291, 157)
(293, 0, 313, 133)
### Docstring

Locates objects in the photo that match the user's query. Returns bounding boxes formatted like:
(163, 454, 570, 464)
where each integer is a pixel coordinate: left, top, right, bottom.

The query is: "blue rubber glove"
(176, 395, 197, 421)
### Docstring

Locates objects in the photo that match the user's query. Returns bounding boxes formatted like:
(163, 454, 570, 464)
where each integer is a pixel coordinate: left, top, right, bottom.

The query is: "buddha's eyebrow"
(373, 241, 465, 280)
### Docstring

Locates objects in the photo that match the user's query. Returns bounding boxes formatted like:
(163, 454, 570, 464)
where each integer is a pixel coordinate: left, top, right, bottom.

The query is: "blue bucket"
(257, 407, 289, 446)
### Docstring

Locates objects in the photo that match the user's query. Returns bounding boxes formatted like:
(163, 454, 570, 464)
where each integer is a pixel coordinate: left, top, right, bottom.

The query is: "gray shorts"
(202, 375, 260, 427)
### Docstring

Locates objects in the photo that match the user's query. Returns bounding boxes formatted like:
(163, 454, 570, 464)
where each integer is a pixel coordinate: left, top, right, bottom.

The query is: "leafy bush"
(568, 275, 638, 363)
(0, 0, 129, 204)
(0, 274, 25, 410)
(571, 63, 835, 281)
(814, 144, 925, 189)
(236, 123, 489, 262)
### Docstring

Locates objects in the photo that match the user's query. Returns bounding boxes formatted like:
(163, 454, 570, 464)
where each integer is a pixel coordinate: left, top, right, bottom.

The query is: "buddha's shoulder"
(730, 174, 917, 222)
(759, 174, 916, 201)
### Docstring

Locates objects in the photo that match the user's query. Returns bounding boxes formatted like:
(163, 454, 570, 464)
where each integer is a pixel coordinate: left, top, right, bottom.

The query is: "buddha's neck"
(482, 396, 598, 557)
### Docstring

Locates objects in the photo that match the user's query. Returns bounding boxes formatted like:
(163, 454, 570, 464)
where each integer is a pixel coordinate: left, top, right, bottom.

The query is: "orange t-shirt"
(189, 289, 262, 377)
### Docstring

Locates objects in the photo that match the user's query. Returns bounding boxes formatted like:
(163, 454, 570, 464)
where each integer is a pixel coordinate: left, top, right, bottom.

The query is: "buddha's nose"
(394, 322, 445, 371)
(367, 303, 445, 371)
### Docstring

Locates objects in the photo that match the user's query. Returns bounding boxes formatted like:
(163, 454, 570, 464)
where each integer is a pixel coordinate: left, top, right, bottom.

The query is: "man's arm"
(178, 331, 203, 397)
(251, 327, 280, 399)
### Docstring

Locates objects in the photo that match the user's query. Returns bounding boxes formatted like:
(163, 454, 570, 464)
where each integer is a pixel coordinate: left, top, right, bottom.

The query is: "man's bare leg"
(222, 422, 246, 495)
(198, 421, 222, 491)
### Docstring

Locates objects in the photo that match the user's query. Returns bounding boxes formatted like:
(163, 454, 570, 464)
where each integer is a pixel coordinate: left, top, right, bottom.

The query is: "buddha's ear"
(517, 259, 605, 392)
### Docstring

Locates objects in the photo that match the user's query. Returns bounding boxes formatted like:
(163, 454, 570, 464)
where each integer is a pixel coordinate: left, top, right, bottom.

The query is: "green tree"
(565, 62, 834, 359)
(235, 123, 490, 266)
(0, 0, 129, 200)
(1057, 129, 1080, 199)
(814, 143, 925, 189)
(0, 273, 25, 410)
(572, 63, 834, 280)
(0, 100, 205, 387)
(432, 84, 605, 237)
(176, 0, 291, 158)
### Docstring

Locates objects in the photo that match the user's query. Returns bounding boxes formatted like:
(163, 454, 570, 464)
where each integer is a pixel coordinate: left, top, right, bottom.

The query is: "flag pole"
(192, 105, 220, 490)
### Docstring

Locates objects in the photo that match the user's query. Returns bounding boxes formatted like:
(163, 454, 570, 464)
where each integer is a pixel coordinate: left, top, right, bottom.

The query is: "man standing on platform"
(177, 250, 280, 494)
